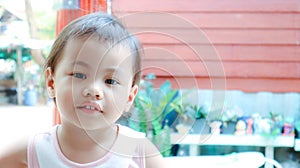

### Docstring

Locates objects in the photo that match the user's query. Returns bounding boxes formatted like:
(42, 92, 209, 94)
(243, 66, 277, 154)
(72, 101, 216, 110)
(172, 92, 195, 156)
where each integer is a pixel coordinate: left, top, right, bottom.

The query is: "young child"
(0, 12, 166, 168)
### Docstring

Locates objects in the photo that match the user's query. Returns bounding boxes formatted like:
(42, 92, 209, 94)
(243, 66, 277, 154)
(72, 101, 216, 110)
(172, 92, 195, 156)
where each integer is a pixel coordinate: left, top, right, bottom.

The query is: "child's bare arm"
(0, 140, 28, 168)
(144, 140, 167, 168)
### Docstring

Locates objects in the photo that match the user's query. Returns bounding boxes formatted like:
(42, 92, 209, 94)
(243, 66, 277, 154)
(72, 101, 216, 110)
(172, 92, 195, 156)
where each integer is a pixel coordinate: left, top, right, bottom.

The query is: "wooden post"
(265, 146, 274, 168)
(189, 145, 198, 156)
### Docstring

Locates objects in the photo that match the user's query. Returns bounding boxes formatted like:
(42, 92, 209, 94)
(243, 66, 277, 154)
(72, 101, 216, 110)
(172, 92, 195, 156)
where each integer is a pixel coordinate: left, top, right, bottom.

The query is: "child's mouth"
(77, 102, 103, 114)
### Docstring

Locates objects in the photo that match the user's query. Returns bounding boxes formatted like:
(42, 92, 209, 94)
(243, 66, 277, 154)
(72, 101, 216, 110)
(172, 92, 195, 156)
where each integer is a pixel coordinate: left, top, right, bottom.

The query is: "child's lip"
(77, 102, 103, 113)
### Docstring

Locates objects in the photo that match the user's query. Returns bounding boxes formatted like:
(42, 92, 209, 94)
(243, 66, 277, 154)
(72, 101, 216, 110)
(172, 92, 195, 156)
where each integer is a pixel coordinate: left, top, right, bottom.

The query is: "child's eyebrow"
(72, 61, 89, 68)
(105, 66, 121, 73)
(104, 66, 127, 76)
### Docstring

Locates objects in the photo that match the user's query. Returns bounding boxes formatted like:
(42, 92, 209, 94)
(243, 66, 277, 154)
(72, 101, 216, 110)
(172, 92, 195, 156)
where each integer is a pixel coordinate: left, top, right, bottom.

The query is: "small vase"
(190, 118, 210, 134)
(221, 121, 236, 134)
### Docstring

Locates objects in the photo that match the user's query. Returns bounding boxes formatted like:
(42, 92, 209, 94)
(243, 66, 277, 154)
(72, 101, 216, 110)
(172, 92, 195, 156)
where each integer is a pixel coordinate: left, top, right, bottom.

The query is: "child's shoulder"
(0, 137, 28, 168)
(116, 125, 167, 168)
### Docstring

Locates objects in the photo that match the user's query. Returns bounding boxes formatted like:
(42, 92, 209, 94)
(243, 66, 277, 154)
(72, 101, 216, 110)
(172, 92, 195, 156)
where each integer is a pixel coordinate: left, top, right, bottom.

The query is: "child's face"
(47, 37, 138, 130)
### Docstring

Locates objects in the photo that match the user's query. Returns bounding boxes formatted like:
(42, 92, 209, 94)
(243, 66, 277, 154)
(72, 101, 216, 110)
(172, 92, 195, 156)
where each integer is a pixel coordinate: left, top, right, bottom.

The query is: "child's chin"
(79, 123, 111, 131)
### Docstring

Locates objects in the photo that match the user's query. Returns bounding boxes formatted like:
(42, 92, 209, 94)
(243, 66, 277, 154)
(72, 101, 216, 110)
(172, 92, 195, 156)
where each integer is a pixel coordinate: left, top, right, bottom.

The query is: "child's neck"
(57, 122, 118, 163)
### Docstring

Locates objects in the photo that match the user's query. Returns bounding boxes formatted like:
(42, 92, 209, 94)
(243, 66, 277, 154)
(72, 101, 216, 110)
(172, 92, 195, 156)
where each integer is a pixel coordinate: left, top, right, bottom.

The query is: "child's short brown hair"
(44, 12, 142, 86)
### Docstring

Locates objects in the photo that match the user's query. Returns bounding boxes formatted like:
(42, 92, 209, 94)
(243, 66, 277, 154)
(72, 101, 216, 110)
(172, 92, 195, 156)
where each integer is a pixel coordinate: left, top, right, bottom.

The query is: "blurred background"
(0, 0, 299, 167)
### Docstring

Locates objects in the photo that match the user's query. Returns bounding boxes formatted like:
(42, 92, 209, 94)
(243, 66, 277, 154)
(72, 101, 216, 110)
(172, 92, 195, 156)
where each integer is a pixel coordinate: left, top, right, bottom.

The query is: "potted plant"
(220, 106, 241, 134)
(204, 103, 226, 135)
(181, 104, 210, 134)
(258, 112, 283, 138)
(128, 74, 180, 156)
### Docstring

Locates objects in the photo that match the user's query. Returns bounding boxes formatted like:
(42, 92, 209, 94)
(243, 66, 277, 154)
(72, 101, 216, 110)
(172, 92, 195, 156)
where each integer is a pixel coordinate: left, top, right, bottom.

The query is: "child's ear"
(124, 85, 138, 112)
(45, 67, 55, 98)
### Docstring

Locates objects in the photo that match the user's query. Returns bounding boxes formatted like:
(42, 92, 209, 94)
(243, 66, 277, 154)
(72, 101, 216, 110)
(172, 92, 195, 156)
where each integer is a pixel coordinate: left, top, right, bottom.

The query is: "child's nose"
(82, 86, 103, 100)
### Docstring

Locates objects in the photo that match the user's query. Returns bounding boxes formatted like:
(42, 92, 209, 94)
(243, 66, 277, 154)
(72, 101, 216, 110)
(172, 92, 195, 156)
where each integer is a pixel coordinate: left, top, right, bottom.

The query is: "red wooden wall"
(113, 0, 300, 92)
(56, 0, 106, 35)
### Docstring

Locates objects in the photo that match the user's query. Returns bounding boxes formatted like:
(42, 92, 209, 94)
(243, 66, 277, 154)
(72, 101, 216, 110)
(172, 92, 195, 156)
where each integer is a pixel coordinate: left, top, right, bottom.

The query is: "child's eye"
(73, 73, 87, 79)
(105, 79, 119, 85)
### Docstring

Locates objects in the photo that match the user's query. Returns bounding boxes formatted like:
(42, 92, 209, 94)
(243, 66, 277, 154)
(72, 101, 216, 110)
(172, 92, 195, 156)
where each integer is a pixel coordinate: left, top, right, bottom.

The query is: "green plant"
(260, 112, 284, 138)
(189, 104, 206, 119)
(128, 74, 180, 156)
(177, 104, 205, 125)
(223, 107, 240, 121)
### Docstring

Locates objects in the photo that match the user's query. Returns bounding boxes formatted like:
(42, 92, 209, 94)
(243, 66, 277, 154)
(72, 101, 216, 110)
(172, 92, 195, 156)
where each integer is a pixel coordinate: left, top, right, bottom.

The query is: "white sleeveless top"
(27, 125, 146, 168)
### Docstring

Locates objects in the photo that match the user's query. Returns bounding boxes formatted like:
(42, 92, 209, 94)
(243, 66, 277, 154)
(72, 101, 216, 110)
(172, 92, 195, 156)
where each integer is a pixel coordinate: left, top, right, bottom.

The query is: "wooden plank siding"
(112, 0, 300, 92)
